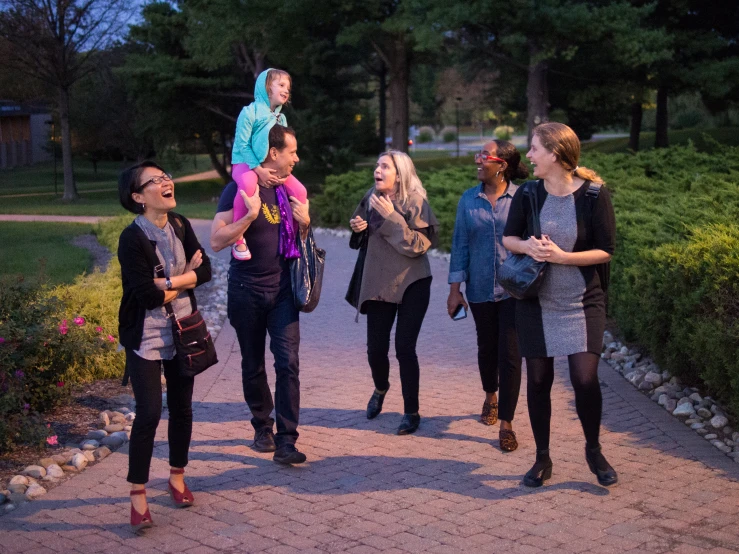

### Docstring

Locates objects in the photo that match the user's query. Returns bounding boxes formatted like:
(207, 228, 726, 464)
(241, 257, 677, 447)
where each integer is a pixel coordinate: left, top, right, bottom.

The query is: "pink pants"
(232, 163, 307, 222)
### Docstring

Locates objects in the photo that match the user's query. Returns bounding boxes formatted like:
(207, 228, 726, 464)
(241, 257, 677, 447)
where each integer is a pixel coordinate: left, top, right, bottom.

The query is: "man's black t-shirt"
(216, 181, 290, 290)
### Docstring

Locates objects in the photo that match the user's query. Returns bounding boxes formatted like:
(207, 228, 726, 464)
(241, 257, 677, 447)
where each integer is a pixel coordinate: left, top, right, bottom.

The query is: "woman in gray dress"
(502, 123, 617, 488)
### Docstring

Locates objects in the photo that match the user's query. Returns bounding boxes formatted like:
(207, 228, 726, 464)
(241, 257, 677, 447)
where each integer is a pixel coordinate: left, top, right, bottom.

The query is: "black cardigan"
(117, 212, 212, 350)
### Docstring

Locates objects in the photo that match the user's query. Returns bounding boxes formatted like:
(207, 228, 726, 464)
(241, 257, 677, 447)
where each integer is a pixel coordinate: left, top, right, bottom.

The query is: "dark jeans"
(526, 352, 602, 452)
(469, 298, 522, 422)
(228, 279, 300, 446)
(126, 349, 194, 484)
(365, 276, 432, 415)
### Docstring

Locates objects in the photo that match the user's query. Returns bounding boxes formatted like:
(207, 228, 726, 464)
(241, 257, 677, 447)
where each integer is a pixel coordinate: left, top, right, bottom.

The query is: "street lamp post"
(455, 97, 462, 158)
(46, 119, 57, 195)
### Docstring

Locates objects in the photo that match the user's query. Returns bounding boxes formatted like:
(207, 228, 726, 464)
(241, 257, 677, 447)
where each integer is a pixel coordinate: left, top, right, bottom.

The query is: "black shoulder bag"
(498, 181, 549, 299)
(290, 227, 326, 313)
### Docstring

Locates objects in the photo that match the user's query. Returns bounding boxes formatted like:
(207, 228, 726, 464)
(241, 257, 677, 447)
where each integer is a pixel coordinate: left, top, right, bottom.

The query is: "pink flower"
(57, 381, 64, 387)
(15, 370, 24, 379)
(46, 436, 58, 446)
(58, 320, 68, 335)
(0, 337, 5, 344)
(107, 335, 116, 343)
(95, 326, 103, 333)
(23, 403, 30, 411)
(73, 317, 85, 326)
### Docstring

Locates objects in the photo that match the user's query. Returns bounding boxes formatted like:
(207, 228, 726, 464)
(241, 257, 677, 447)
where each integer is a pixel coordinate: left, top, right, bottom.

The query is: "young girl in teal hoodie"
(231, 68, 307, 260)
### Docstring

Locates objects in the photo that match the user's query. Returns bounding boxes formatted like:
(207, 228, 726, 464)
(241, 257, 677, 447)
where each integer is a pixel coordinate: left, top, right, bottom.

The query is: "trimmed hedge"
(313, 142, 739, 413)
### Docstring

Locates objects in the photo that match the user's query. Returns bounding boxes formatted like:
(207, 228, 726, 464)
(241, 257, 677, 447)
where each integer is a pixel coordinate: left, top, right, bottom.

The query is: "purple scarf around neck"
(275, 184, 300, 259)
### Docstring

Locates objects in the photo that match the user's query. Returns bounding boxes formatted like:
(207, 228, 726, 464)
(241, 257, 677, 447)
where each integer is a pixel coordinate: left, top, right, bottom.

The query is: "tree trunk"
(388, 37, 409, 153)
(59, 86, 79, 201)
(379, 60, 387, 153)
(655, 85, 669, 148)
(628, 101, 643, 152)
(204, 134, 231, 182)
(526, 42, 549, 146)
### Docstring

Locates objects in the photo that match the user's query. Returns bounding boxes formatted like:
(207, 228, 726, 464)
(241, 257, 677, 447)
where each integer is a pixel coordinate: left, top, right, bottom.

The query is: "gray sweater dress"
(503, 180, 616, 358)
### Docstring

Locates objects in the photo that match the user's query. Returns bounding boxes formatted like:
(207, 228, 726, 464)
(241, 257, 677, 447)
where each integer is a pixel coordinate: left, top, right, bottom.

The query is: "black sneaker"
(252, 427, 276, 453)
(273, 444, 307, 465)
(397, 413, 421, 435)
(366, 388, 388, 419)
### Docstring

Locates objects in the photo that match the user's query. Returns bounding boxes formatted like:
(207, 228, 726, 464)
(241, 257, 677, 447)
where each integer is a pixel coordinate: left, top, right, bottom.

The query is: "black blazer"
(117, 212, 212, 350)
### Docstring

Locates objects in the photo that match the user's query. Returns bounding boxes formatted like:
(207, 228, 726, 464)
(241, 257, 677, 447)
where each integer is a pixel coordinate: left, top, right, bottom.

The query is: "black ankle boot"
(523, 449, 553, 487)
(585, 445, 618, 486)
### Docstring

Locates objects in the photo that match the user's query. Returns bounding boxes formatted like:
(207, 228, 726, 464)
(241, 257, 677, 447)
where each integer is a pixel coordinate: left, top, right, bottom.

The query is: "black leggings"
(469, 298, 521, 422)
(365, 276, 432, 414)
(126, 350, 194, 484)
(526, 352, 602, 452)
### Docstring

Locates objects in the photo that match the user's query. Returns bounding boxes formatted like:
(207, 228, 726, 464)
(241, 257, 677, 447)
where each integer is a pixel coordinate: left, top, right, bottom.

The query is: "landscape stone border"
(601, 330, 738, 461)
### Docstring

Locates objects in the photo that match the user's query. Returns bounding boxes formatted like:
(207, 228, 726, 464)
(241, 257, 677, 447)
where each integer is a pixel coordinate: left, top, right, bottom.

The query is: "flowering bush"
(0, 279, 119, 452)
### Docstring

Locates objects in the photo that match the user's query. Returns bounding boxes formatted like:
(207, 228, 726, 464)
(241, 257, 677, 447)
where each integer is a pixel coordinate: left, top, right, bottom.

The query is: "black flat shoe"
(397, 413, 420, 435)
(273, 444, 307, 465)
(586, 445, 618, 486)
(523, 450, 553, 487)
(252, 427, 277, 452)
(366, 388, 388, 419)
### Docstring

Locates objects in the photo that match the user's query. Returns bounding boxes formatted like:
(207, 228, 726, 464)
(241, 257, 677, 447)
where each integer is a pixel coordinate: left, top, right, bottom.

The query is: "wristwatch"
(165, 278, 173, 290)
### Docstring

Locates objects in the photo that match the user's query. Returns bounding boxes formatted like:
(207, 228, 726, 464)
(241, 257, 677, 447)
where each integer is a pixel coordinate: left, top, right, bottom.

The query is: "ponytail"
(573, 166, 604, 184)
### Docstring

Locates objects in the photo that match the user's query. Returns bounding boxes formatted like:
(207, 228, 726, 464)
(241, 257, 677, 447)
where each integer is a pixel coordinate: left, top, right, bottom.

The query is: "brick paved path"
(3, 229, 739, 554)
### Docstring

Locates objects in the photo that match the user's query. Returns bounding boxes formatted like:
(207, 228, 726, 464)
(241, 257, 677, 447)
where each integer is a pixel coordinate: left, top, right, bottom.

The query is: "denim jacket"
(448, 182, 518, 303)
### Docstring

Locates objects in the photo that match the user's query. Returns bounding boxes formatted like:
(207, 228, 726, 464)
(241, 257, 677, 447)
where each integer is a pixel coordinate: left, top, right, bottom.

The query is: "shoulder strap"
(585, 181, 602, 199)
(522, 180, 542, 239)
(168, 212, 186, 243)
(582, 181, 611, 294)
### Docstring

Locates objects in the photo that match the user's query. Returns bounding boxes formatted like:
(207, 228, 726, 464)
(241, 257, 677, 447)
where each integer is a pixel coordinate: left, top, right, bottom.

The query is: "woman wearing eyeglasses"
(117, 161, 212, 531)
(447, 140, 527, 451)
(348, 150, 439, 435)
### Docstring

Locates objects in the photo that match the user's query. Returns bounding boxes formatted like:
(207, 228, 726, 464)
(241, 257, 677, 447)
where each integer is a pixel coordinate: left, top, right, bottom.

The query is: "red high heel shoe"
(168, 468, 194, 508)
(130, 489, 153, 532)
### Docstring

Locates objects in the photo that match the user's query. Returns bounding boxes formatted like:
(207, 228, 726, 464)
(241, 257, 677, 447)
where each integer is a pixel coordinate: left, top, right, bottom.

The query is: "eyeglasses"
(136, 173, 172, 193)
(474, 152, 505, 164)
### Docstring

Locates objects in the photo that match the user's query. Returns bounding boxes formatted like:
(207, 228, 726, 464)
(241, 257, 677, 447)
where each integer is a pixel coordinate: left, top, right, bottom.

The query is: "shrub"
(0, 280, 118, 452)
(626, 225, 739, 413)
(494, 125, 514, 140)
(442, 130, 457, 143)
(417, 127, 435, 143)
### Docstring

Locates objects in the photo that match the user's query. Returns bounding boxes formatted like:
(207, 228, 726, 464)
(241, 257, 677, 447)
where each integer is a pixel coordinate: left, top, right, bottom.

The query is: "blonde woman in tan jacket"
(346, 150, 439, 435)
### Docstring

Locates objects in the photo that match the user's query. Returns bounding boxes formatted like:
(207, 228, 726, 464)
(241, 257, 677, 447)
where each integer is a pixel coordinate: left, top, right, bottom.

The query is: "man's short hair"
(268, 125, 296, 151)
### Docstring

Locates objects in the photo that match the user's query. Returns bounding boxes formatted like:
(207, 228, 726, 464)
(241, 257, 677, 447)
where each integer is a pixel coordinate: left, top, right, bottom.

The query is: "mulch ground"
(0, 379, 133, 488)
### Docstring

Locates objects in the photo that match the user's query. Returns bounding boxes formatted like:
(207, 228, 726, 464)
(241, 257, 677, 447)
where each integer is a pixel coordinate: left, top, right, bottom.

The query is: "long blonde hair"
(377, 150, 428, 208)
(533, 122, 604, 184)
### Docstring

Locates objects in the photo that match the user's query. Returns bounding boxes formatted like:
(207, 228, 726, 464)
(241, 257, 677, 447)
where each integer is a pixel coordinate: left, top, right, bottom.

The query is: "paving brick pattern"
(3, 229, 739, 553)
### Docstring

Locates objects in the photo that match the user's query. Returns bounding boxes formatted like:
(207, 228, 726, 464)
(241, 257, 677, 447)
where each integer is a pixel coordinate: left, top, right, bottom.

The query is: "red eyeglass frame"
(474, 153, 505, 163)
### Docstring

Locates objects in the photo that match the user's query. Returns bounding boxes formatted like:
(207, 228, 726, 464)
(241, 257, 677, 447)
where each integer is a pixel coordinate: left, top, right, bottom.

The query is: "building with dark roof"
(0, 101, 52, 169)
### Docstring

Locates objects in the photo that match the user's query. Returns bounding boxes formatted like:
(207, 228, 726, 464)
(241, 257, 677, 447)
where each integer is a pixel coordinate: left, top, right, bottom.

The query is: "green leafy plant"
(0, 280, 118, 452)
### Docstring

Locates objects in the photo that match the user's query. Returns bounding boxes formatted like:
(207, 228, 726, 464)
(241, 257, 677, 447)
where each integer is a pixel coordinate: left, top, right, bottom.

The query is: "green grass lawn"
(582, 127, 739, 154)
(0, 222, 95, 285)
(0, 178, 226, 219)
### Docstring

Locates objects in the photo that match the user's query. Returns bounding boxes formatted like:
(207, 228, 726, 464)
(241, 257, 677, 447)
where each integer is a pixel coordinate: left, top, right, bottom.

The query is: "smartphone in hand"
(452, 304, 467, 321)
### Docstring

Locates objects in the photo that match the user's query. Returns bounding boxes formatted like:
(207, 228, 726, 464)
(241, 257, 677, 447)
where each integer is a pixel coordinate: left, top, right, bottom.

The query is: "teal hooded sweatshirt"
(232, 69, 288, 168)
